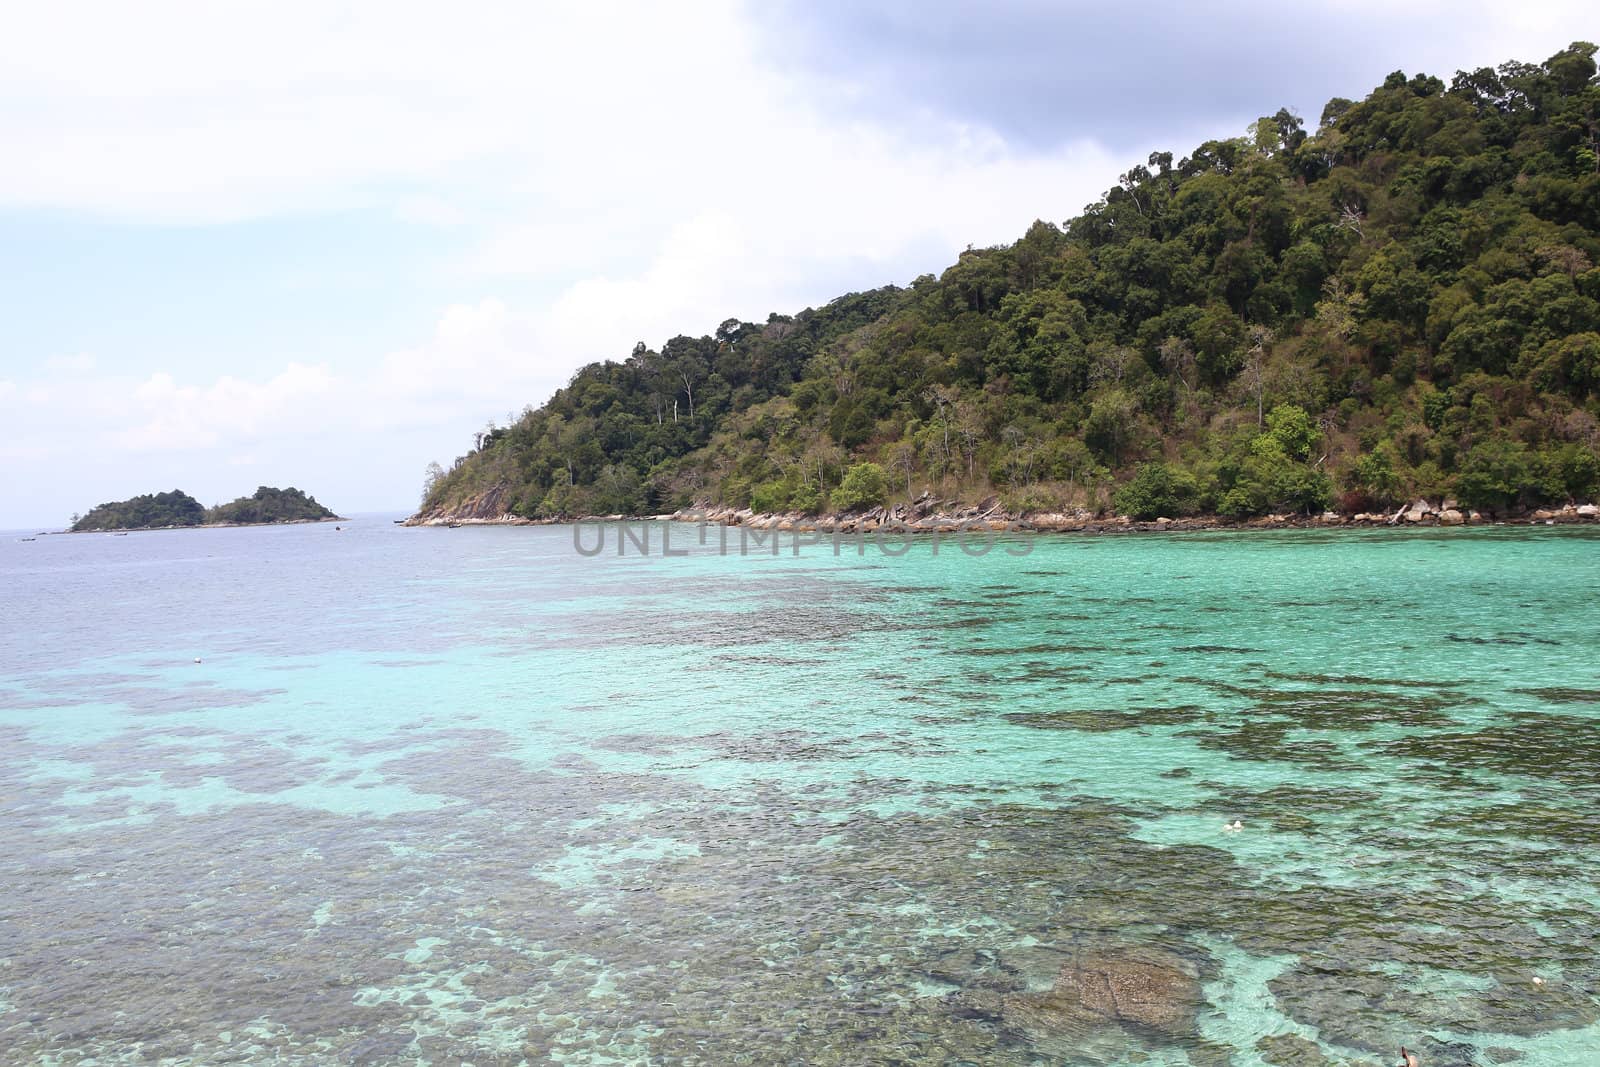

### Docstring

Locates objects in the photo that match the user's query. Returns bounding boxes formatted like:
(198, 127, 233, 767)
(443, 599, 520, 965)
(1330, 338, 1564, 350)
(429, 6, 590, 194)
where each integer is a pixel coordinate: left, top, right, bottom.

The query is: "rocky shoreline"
(406, 492, 1600, 534)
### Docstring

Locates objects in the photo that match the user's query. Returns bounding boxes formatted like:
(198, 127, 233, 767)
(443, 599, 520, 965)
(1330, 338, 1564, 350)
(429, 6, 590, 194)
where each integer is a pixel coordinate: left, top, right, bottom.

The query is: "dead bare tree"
(1337, 202, 1365, 238)
(887, 440, 918, 497)
(1244, 326, 1274, 428)
(1158, 336, 1195, 399)
(922, 384, 959, 470)
(1089, 343, 1136, 387)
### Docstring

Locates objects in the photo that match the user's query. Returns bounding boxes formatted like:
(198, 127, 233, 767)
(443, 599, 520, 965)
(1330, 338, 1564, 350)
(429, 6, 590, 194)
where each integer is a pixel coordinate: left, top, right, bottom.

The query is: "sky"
(0, 1, 1592, 528)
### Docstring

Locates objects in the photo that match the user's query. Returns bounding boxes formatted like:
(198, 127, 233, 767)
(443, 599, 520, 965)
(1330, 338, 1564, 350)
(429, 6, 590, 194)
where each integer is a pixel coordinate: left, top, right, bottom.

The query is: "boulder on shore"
(1439, 508, 1465, 526)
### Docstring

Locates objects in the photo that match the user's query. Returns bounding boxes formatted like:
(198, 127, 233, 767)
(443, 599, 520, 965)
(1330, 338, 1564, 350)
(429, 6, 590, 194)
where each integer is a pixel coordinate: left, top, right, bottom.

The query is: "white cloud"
(365, 299, 549, 429)
(113, 363, 338, 451)
(391, 195, 471, 228)
(0, 2, 758, 222)
(0, 356, 351, 524)
(2, 1, 1587, 223)
(43, 353, 97, 375)
(2, 1, 1592, 529)
(3, 3, 1126, 491)
(0, 443, 50, 464)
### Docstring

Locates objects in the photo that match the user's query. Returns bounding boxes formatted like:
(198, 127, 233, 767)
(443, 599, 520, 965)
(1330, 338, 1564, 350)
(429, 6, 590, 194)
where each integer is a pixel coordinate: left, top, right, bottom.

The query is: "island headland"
(414, 43, 1600, 538)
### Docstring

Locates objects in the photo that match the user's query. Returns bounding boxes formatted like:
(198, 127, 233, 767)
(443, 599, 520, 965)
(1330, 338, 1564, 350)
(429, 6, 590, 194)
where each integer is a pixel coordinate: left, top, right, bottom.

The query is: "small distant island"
(70, 487, 343, 532)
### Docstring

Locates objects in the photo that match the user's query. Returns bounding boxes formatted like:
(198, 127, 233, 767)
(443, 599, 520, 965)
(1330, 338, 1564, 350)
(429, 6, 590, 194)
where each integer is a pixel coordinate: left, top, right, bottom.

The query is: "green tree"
(1456, 439, 1538, 513)
(1546, 443, 1600, 501)
(1114, 463, 1200, 520)
(1084, 389, 1140, 465)
(833, 463, 889, 511)
(1352, 446, 1404, 507)
(1221, 451, 1332, 516)
(750, 480, 792, 514)
(422, 461, 446, 505)
(1262, 404, 1318, 460)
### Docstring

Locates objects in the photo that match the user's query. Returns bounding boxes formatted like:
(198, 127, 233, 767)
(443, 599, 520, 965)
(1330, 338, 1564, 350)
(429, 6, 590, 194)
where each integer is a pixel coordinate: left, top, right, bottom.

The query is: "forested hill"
(71, 487, 339, 531)
(71, 490, 207, 531)
(419, 42, 1600, 524)
(203, 487, 339, 526)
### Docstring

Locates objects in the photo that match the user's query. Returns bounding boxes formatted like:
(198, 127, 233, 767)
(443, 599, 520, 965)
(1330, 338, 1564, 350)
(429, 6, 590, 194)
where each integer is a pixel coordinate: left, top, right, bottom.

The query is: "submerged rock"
(1002, 944, 1204, 1040)
(1255, 1032, 1337, 1066)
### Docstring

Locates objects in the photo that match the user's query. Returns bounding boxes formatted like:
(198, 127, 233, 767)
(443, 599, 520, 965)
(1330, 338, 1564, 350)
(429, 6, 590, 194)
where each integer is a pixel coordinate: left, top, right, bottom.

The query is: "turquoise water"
(1, 519, 1598, 1065)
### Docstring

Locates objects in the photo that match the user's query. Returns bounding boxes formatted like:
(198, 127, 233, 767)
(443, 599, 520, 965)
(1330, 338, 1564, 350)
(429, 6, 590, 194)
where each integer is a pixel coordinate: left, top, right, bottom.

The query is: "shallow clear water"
(1, 519, 1598, 1065)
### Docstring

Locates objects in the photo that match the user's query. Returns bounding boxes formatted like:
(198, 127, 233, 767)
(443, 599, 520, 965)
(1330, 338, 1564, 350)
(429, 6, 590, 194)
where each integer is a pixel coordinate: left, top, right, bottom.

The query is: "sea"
(1, 517, 1598, 1065)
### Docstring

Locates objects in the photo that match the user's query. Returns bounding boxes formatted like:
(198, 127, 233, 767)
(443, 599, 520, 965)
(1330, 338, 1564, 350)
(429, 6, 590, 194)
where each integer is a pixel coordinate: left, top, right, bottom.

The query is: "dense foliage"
(204, 487, 337, 525)
(422, 43, 1600, 521)
(71, 490, 206, 531)
(71, 487, 337, 531)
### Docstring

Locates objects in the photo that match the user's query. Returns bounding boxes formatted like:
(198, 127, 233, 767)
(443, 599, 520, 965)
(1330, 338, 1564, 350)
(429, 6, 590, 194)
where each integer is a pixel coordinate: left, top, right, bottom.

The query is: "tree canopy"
(421, 43, 1600, 522)
(71, 490, 206, 531)
(204, 487, 338, 525)
(71, 487, 338, 531)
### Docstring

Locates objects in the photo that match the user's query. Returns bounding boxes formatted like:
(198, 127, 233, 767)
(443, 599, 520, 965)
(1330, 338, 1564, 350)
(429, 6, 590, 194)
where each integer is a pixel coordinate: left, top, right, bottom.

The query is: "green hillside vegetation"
(204, 486, 337, 525)
(71, 490, 206, 531)
(71, 487, 338, 531)
(420, 43, 1600, 523)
